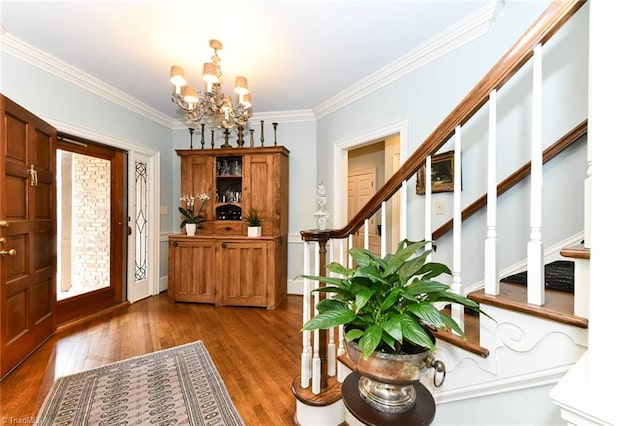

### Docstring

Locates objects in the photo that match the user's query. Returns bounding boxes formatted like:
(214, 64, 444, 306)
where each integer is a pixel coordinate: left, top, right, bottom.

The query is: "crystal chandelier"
(170, 39, 251, 128)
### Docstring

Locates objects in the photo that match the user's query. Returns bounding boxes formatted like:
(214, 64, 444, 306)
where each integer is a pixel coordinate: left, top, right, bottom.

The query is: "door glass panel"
(56, 151, 111, 300)
(135, 160, 148, 281)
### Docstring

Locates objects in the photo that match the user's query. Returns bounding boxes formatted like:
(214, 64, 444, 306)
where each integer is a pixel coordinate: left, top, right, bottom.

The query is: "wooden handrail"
(301, 0, 586, 242)
(432, 119, 587, 241)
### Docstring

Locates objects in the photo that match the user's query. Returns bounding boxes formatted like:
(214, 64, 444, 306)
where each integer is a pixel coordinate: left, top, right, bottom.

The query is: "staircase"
(293, 1, 594, 425)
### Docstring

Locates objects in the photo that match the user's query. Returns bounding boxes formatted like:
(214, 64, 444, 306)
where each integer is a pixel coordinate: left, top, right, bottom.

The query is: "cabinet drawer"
(212, 221, 242, 235)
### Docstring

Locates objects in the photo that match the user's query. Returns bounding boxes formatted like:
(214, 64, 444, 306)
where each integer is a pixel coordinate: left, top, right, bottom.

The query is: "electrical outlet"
(435, 200, 445, 215)
(160, 205, 168, 215)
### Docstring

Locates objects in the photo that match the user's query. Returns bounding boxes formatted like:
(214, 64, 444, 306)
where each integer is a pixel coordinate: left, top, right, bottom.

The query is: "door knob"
(0, 220, 9, 227)
(0, 249, 17, 257)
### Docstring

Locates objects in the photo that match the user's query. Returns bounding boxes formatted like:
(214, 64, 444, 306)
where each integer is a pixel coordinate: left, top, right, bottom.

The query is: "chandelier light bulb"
(202, 63, 220, 84)
(234, 76, 249, 95)
(183, 86, 198, 106)
(170, 66, 186, 93)
(240, 93, 252, 108)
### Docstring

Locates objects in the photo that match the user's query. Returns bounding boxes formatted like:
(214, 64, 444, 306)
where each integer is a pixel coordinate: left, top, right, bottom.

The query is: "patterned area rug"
(501, 260, 575, 293)
(36, 341, 244, 425)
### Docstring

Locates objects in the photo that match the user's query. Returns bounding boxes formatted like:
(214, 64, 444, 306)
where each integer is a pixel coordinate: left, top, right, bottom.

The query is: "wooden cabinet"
(168, 236, 216, 304)
(168, 146, 289, 309)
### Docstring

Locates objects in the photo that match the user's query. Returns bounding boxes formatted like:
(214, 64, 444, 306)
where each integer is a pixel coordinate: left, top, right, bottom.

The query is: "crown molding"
(314, 0, 505, 119)
(0, 32, 176, 128)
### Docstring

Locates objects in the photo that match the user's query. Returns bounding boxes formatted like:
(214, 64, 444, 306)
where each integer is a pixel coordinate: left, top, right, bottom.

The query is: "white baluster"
(380, 201, 387, 257)
(485, 89, 499, 295)
(364, 218, 370, 250)
(336, 237, 346, 364)
(312, 242, 321, 394)
(301, 241, 311, 388)
(451, 126, 464, 333)
(424, 156, 433, 257)
(527, 43, 545, 306)
(327, 241, 335, 377)
(400, 180, 408, 241)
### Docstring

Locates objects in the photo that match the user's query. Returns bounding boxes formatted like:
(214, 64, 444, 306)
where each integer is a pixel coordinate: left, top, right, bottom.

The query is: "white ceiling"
(0, 1, 494, 120)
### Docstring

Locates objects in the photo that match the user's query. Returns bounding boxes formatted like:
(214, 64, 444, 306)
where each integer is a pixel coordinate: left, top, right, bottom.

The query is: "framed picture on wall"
(416, 150, 456, 194)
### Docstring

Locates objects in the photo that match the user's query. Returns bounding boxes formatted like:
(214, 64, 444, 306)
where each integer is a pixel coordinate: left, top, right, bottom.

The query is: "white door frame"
(332, 120, 408, 235)
(46, 118, 160, 302)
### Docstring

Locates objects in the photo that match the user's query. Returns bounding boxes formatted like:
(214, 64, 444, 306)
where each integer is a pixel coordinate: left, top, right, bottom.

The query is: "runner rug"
(36, 340, 244, 425)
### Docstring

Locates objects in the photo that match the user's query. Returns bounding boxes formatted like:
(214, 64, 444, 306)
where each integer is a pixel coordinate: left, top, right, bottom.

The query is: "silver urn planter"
(345, 337, 446, 414)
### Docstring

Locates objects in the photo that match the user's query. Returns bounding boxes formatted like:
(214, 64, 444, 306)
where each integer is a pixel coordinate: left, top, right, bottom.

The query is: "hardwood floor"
(0, 292, 303, 425)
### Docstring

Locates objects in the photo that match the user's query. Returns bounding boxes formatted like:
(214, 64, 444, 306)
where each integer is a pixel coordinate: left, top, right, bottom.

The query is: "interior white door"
(348, 167, 380, 255)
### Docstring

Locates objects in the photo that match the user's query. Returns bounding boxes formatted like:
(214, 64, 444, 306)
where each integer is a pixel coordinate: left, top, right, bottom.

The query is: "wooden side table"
(342, 372, 436, 425)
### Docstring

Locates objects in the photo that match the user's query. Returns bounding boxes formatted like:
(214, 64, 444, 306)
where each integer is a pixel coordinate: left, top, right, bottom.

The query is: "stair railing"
(298, 0, 586, 397)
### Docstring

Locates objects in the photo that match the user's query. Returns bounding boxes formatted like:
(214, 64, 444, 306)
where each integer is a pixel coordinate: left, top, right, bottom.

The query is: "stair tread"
(560, 243, 590, 259)
(291, 374, 342, 407)
(469, 282, 588, 328)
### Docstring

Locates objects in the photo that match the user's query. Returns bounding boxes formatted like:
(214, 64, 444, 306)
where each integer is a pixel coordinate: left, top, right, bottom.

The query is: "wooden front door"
(0, 96, 57, 379)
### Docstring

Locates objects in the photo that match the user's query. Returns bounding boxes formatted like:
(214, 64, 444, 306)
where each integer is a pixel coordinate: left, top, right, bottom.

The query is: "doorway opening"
(56, 151, 111, 300)
(55, 137, 126, 324)
(337, 123, 406, 257)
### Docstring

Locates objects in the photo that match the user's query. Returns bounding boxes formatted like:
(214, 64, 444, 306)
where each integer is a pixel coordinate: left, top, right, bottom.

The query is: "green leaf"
(379, 288, 402, 312)
(398, 253, 428, 284)
(384, 240, 427, 276)
(349, 247, 377, 268)
(407, 302, 448, 328)
(315, 298, 348, 313)
(178, 206, 193, 218)
(359, 325, 383, 359)
(405, 279, 450, 296)
(326, 262, 355, 277)
(301, 307, 357, 331)
(417, 262, 452, 279)
(354, 265, 387, 284)
(400, 316, 435, 351)
(344, 328, 364, 341)
(354, 288, 376, 313)
(381, 333, 397, 351)
(380, 315, 402, 342)
(296, 274, 348, 287)
(437, 313, 466, 338)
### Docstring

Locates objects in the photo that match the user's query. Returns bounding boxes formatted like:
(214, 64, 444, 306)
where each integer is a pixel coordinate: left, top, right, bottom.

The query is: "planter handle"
(431, 359, 446, 388)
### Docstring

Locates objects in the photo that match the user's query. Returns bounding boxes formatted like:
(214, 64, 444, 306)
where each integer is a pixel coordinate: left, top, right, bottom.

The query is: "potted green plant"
(300, 239, 489, 413)
(179, 193, 209, 235)
(243, 208, 262, 237)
